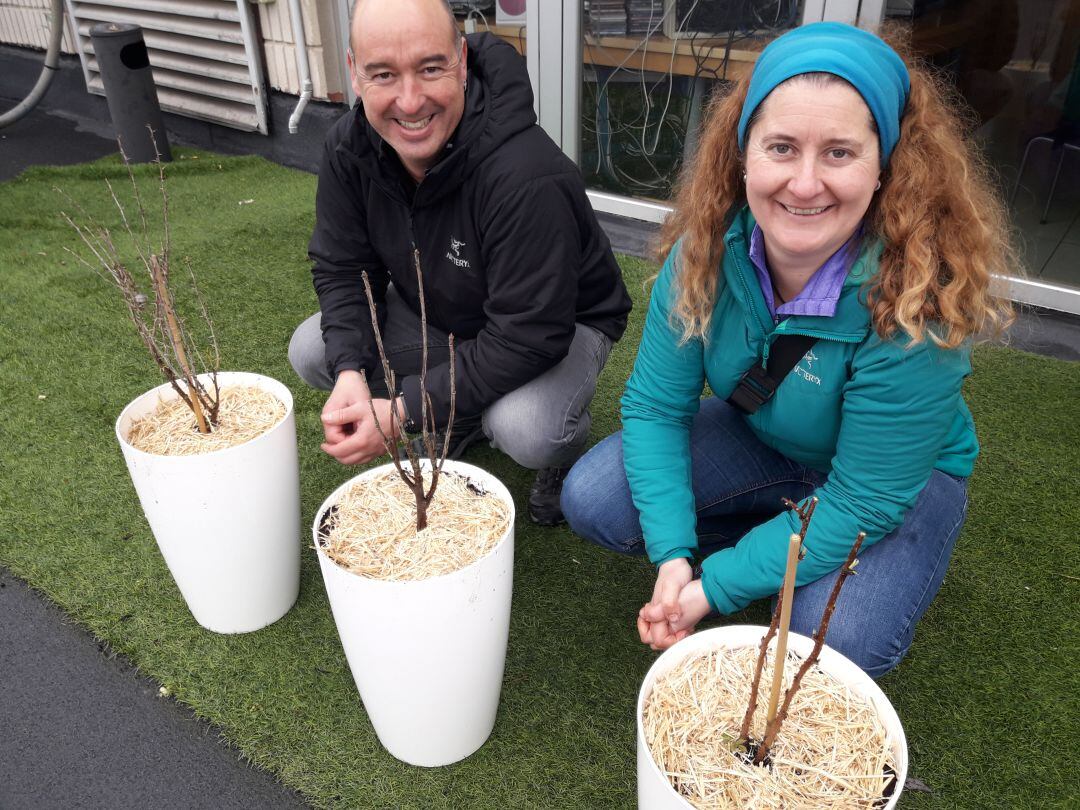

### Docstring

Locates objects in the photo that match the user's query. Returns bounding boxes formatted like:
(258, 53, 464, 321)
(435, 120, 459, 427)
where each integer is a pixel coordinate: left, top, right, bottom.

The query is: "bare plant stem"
(739, 496, 818, 744)
(58, 134, 219, 432)
(360, 264, 457, 534)
(739, 601, 782, 744)
(359, 272, 423, 526)
(753, 530, 867, 765)
(150, 254, 208, 433)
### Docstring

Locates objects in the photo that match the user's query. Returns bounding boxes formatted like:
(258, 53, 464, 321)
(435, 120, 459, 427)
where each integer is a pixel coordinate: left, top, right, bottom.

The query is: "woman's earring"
(875, 180, 882, 191)
(742, 172, 747, 183)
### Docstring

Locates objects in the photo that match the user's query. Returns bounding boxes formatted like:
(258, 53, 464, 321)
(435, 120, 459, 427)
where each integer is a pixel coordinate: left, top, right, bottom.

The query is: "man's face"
(349, 0, 467, 183)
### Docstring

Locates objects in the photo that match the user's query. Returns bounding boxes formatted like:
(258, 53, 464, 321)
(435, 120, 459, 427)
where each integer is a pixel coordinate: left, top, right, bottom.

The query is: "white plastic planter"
(115, 371, 300, 634)
(637, 625, 908, 809)
(312, 460, 515, 767)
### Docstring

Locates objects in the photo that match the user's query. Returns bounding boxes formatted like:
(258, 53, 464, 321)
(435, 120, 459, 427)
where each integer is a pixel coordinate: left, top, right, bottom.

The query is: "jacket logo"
(794, 350, 822, 386)
(446, 236, 470, 268)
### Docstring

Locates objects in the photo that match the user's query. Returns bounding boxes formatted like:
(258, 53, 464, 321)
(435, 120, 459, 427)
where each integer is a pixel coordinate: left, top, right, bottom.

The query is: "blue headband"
(736, 22, 910, 165)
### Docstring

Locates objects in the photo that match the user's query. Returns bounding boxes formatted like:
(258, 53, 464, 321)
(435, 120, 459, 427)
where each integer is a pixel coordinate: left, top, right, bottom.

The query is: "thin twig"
(754, 531, 867, 765)
(739, 496, 818, 743)
(359, 257, 455, 533)
(59, 135, 220, 430)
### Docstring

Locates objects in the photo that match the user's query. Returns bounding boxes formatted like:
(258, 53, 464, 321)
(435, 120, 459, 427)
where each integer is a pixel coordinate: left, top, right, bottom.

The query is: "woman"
(560, 23, 1016, 678)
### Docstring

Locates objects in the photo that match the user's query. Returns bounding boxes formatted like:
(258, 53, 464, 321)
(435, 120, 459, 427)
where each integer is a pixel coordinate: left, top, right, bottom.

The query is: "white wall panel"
(0, 0, 77, 52)
(64, 0, 269, 133)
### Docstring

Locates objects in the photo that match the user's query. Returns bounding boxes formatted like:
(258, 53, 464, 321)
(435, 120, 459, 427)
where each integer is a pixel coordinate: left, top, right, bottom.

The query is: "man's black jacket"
(307, 33, 631, 427)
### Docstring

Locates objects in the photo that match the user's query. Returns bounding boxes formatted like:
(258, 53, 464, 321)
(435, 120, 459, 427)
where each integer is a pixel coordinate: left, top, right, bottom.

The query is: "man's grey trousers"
(288, 286, 612, 470)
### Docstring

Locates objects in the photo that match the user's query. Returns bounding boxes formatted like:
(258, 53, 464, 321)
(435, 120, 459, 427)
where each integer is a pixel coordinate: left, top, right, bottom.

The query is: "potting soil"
(320, 468, 511, 581)
(643, 645, 896, 808)
(126, 385, 286, 455)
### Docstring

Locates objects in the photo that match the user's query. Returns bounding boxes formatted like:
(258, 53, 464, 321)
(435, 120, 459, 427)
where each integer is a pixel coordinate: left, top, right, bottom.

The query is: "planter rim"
(636, 624, 907, 809)
(115, 371, 294, 462)
(312, 459, 515, 588)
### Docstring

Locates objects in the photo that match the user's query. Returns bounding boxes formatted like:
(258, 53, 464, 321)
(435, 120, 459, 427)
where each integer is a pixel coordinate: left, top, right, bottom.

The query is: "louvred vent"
(65, 0, 268, 133)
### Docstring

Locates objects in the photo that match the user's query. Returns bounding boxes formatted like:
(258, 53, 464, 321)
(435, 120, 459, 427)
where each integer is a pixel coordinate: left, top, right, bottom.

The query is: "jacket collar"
(722, 206, 876, 339)
(335, 33, 535, 208)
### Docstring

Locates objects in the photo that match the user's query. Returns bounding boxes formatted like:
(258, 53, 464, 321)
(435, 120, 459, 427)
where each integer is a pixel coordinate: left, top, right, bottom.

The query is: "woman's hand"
(637, 558, 692, 650)
(637, 578, 713, 651)
(653, 558, 693, 622)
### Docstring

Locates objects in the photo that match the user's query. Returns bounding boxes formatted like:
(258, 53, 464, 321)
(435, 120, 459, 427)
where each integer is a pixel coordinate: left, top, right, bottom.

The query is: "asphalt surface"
(1, 103, 310, 809)
(2, 69, 1079, 810)
(0, 570, 309, 810)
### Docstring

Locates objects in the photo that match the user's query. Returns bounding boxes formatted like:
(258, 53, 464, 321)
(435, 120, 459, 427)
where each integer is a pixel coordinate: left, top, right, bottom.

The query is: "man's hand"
(320, 370, 403, 465)
(637, 578, 712, 652)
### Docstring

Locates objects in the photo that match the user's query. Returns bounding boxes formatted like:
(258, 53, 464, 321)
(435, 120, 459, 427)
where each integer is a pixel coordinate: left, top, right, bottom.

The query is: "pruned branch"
(753, 530, 867, 765)
(59, 129, 219, 432)
(359, 264, 457, 533)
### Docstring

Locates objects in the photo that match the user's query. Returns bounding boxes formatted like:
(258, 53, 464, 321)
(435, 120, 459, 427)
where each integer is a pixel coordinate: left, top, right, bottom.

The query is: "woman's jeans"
(560, 397, 968, 679)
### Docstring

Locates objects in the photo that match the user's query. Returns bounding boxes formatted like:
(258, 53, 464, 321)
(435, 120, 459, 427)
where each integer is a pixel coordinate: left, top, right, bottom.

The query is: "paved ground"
(0, 570, 310, 810)
(2, 101, 311, 810)
(2, 64, 1078, 810)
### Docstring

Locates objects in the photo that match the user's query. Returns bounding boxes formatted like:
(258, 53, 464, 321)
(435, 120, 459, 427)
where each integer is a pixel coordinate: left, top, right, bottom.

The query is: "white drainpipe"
(287, 0, 312, 133)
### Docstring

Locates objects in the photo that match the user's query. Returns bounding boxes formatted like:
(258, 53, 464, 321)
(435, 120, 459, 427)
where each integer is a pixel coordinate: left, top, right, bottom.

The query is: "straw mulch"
(320, 467, 511, 581)
(643, 644, 896, 809)
(127, 385, 286, 455)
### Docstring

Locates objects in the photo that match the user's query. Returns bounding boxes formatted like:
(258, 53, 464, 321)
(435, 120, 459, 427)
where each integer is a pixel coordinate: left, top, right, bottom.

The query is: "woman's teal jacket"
(621, 208, 978, 614)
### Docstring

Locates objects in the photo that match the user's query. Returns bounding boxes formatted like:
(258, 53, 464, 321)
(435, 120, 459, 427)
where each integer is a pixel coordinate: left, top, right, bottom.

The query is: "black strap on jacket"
(726, 334, 819, 415)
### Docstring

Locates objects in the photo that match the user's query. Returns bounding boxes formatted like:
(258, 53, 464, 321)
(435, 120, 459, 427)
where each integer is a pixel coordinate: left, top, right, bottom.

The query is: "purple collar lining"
(748, 224, 861, 320)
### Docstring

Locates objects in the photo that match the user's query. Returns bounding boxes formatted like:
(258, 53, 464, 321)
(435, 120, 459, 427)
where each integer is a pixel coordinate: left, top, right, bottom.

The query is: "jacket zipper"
(761, 320, 866, 365)
(725, 238, 773, 341)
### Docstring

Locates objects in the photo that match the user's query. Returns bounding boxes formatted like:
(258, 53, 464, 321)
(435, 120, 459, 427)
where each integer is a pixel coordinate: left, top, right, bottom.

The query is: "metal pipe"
(286, 0, 312, 134)
(0, 0, 65, 129)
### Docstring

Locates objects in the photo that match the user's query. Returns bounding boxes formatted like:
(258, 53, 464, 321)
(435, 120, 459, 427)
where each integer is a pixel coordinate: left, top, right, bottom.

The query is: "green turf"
(1, 152, 1077, 808)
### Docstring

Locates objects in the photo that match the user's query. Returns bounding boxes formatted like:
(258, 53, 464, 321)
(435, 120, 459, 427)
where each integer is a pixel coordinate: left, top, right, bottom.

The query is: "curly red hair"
(658, 40, 1017, 348)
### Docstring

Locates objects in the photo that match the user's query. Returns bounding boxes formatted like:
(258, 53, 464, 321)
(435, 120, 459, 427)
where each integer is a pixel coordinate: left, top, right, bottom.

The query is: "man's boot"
(527, 466, 572, 526)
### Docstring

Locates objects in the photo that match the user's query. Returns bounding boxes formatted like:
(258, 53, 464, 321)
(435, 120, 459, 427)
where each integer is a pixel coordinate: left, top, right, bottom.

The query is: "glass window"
(579, 1, 803, 202)
(889, 0, 1080, 289)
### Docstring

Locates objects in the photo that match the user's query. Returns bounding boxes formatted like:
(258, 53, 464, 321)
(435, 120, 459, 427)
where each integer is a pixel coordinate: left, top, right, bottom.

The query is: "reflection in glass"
(891, 0, 1080, 287)
(580, 1, 800, 202)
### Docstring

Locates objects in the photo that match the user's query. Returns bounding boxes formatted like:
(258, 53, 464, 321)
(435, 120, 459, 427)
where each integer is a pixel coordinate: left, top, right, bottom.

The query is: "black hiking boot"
(528, 466, 572, 526)
(400, 413, 485, 462)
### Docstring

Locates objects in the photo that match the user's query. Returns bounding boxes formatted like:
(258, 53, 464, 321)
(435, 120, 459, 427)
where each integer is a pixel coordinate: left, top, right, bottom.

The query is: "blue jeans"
(560, 397, 968, 679)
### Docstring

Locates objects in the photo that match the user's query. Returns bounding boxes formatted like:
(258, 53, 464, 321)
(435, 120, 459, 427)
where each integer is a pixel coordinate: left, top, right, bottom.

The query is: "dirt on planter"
(126, 385, 286, 455)
(643, 645, 897, 808)
(319, 468, 511, 581)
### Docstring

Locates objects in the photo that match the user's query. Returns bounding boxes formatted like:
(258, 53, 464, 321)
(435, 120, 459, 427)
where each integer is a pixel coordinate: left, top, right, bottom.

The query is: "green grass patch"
(1, 152, 1077, 808)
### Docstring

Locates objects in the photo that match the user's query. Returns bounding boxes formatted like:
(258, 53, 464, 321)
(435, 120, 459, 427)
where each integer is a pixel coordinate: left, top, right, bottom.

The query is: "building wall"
(0, 0, 76, 53)
(0, 0, 347, 103)
(256, 0, 347, 103)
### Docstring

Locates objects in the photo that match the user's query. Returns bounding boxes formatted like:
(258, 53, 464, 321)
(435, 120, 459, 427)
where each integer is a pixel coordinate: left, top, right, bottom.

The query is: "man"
(289, 0, 631, 524)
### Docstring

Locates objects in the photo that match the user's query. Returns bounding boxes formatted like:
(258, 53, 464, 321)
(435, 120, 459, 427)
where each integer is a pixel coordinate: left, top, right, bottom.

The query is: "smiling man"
(289, 0, 631, 524)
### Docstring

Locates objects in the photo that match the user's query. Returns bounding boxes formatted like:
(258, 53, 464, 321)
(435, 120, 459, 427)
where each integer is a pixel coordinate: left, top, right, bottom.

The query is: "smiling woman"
(562, 22, 1019, 680)
(743, 75, 882, 299)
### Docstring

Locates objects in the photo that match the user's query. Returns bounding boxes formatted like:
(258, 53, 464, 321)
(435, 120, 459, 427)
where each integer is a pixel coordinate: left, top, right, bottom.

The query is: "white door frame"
(526, 0, 581, 164)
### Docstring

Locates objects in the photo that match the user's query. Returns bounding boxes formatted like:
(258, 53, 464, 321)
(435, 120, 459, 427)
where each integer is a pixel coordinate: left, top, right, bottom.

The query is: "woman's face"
(744, 79, 880, 271)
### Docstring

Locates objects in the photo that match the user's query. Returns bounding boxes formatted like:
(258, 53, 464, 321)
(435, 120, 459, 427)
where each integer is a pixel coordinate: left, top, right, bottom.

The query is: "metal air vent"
(64, 0, 268, 133)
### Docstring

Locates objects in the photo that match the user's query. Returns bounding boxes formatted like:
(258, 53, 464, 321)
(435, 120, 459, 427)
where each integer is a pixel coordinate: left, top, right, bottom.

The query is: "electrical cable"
(584, 0, 799, 197)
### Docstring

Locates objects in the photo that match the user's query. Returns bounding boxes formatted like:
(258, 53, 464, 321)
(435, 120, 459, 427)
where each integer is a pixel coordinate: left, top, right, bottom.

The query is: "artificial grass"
(1, 151, 1077, 808)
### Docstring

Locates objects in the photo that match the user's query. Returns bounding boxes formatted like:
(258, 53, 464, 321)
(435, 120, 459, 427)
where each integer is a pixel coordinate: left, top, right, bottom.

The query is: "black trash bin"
(89, 22, 171, 163)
